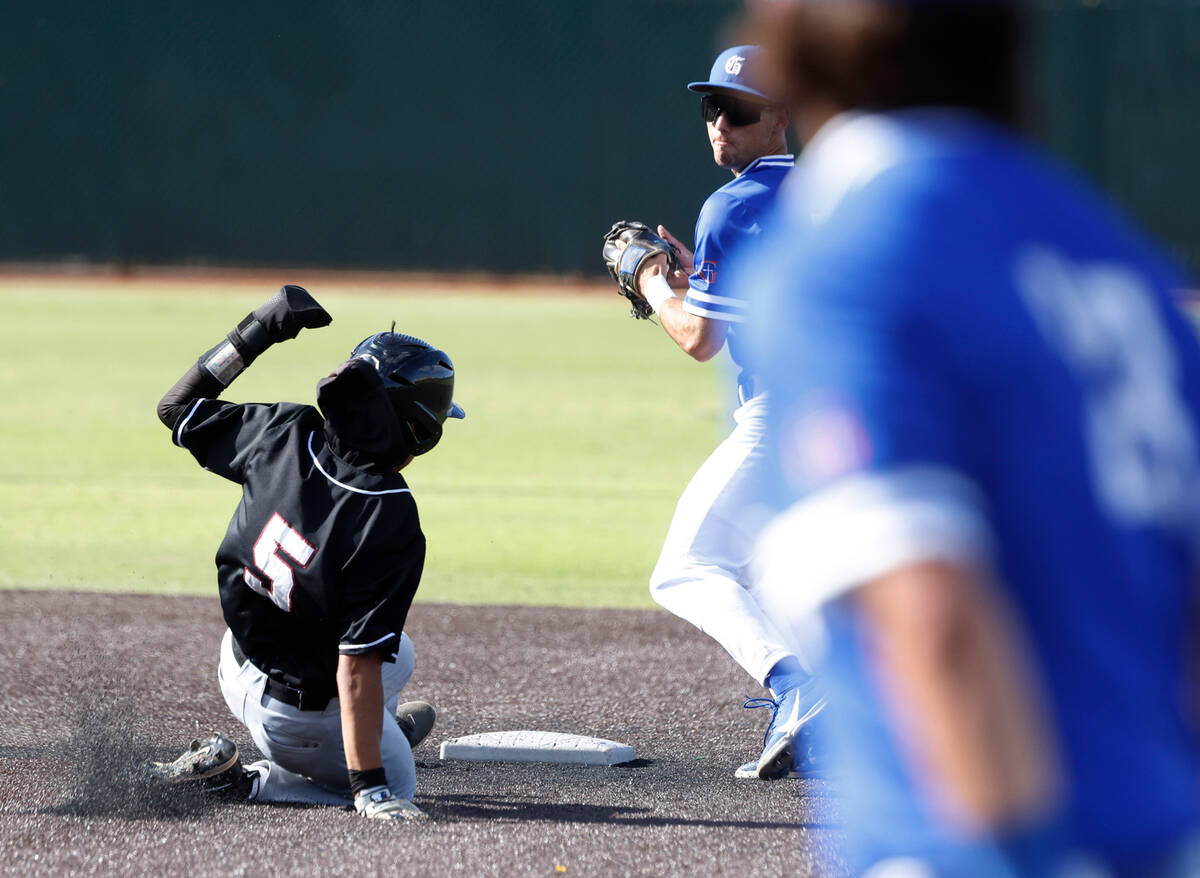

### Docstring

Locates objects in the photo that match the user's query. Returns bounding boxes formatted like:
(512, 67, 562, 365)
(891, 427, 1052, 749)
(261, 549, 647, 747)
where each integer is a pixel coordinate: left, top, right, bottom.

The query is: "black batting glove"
(251, 284, 333, 343)
(230, 284, 331, 361)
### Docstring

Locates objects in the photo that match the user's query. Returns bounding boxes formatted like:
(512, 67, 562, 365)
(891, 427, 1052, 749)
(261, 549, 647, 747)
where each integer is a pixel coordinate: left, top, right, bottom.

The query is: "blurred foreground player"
(152, 286, 463, 821)
(602, 46, 824, 780)
(743, 2, 1200, 874)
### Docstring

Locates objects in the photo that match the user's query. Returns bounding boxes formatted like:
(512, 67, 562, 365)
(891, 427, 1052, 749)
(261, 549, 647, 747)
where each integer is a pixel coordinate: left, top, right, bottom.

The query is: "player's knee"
(648, 559, 685, 606)
(648, 561, 669, 601)
(388, 765, 417, 801)
(381, 734, 418, 799)
(648, 577, 665, 607)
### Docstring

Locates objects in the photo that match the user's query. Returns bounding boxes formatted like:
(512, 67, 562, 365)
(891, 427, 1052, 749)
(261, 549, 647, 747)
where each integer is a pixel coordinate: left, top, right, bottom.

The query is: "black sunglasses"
(701, 94, 768, 127)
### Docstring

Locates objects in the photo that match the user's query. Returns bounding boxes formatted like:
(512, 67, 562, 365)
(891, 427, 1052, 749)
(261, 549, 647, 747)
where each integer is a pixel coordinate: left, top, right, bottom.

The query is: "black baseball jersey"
(172, 399, 425, 700)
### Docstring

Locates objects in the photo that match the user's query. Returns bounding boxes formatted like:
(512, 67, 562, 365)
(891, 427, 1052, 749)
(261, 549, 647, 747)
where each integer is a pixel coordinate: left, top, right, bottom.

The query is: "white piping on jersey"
(684, 288, 747, 308)
(307, 432, 413, 496)
(682, 302, 745, 323)
(173, 398, 207, 447)
(339, 631, 396, 651)
(742, 154, 795, 174)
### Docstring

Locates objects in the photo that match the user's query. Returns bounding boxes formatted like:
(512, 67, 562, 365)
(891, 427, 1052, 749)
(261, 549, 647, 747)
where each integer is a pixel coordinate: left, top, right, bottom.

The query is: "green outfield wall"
(3, 2, 1198, 275)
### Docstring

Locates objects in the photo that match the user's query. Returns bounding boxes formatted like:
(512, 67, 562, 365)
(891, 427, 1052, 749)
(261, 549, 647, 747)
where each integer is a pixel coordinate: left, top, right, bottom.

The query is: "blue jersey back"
(745, 110, 1200, 864)
(683, 154, 792, 374)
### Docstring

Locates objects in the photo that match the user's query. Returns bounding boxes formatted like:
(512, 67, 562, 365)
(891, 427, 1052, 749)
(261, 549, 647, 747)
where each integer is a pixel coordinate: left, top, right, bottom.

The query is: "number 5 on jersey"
(243, 512, 317, 612)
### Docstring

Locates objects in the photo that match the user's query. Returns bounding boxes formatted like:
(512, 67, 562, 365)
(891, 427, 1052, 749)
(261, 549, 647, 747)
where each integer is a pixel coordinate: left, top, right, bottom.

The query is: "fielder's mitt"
(602, 221, 679, 319)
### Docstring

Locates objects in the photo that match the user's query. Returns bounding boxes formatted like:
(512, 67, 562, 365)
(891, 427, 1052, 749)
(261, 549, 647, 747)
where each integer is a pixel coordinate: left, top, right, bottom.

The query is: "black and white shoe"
(150, 734, 255, 799)
(150, 734, 239, 782)
(395, 701, 436, 750)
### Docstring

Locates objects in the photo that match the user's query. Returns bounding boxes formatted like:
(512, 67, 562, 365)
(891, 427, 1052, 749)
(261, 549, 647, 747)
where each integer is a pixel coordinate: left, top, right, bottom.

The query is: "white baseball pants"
(217, 627, 417, 805)
(649, 394, 806, 685)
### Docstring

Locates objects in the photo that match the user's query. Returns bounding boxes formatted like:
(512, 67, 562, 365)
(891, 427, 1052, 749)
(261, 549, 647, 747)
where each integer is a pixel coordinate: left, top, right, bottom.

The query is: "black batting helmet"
(350, 331, 465, 453)
(317, 331, 464, 464)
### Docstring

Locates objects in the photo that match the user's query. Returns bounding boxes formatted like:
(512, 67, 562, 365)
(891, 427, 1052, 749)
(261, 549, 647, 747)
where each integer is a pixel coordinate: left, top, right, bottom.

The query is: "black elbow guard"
(158, 362, 223, 429)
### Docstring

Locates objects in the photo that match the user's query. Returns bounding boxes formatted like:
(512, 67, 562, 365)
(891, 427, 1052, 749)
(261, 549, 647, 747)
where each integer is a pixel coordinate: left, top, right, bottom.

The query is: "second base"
(439, 730, 635, 766)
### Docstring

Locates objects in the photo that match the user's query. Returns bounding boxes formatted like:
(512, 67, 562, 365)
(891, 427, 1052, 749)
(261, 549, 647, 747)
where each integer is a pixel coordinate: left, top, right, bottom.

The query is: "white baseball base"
(438, 730, 635, 766)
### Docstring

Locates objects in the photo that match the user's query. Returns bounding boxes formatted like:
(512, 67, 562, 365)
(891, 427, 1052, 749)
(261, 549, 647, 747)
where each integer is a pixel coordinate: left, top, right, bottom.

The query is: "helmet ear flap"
(390, 395, 444, 456)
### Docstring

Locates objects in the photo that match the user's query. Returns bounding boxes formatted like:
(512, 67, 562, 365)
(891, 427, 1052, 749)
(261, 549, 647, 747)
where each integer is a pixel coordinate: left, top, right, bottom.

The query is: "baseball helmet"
(351, 331, 465, 453)
(317, 330, 464, 464)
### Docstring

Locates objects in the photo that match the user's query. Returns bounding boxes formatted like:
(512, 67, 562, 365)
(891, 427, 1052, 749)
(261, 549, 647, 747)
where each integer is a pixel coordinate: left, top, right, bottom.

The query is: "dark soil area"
(0, 591, 846, 876)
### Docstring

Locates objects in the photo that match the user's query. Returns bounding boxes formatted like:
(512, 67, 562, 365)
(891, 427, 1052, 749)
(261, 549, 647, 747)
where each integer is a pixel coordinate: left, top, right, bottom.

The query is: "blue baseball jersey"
(743, 110, 1200, 869)
(683, 154, 792, 374)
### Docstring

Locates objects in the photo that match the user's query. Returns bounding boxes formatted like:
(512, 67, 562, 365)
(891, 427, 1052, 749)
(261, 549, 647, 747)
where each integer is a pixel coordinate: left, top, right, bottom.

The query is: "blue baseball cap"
(687, 45, 777, 103)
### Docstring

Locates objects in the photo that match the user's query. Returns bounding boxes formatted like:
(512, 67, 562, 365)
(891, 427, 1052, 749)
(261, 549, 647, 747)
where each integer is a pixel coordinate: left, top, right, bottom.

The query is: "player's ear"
(770, 106, 790, 138)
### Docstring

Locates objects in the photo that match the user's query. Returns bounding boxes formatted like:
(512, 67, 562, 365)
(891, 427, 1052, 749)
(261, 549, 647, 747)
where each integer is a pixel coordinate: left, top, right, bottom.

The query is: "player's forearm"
(658, 296, 725, 361)
(637, 262, 727, 360)
(855, 561, 1061, 833)
(337, 652, 386, 773)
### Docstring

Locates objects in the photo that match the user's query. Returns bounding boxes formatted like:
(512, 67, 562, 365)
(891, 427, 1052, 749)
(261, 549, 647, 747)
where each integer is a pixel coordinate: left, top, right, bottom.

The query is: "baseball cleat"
(149, 734, 259, 800)
(395, 701, 436, 750)
(743, 678, 828, 780)
(734, 759, 801, 780)
(150, 734, 239, 783)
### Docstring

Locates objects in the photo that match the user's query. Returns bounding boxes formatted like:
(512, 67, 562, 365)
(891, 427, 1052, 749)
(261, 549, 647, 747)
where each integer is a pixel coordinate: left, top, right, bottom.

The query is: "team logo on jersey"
(724, 55, 744, 76)
(699, 261, 718, 285)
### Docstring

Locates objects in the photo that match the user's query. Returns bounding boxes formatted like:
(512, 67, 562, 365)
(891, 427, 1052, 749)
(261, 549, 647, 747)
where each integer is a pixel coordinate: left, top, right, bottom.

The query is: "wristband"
(348, 766, 388, 796)
(642, 274, 676, 314)
(197, 312, 275, 387)
(199, 339, 246, 387)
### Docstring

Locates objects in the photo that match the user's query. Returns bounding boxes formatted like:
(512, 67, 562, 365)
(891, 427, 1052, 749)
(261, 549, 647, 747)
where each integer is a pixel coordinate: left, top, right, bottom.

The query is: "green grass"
(0, 278, 732, 608)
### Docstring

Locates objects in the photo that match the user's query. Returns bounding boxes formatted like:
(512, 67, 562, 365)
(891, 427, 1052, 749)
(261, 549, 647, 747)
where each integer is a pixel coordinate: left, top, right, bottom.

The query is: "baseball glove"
(602, 221, 679, 319)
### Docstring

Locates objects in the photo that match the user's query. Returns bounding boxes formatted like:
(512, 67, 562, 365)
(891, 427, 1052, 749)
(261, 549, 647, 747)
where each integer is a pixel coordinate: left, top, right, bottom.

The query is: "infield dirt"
(0, 591, 845, 876)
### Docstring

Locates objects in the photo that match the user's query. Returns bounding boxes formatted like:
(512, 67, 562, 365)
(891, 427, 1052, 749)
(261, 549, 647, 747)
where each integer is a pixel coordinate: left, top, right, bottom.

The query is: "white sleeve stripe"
(172, 398, 206, 447)
(684, 287, 748, 307)
(753, 465, 993, 617)
(339, 632, 397, 651)
(682, 300, 744, 322)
